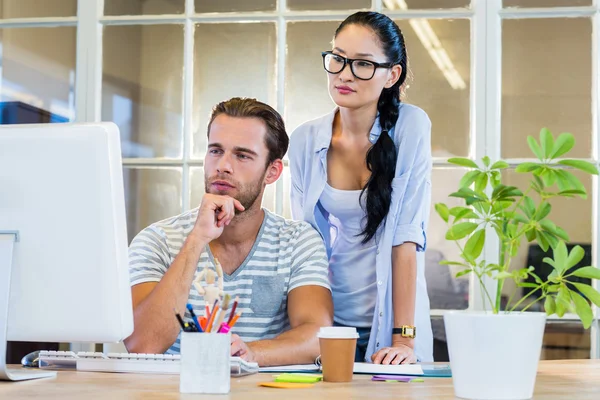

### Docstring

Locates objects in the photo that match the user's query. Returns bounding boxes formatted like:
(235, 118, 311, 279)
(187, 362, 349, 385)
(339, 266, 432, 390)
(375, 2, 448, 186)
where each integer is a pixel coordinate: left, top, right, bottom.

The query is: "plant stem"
(508, 284, 544, 312)
(520, 293, 548, 313)
(495, 184, 534, 312)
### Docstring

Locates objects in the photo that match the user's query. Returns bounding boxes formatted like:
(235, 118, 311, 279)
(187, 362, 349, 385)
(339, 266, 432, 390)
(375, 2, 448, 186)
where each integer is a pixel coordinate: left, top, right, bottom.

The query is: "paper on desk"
(259, 364, 321, 373)
(353, 362, 424, 376)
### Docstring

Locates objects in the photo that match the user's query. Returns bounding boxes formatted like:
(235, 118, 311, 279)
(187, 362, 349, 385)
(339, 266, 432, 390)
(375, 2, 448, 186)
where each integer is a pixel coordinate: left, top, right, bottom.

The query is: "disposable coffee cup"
(317, 327, 359, 382)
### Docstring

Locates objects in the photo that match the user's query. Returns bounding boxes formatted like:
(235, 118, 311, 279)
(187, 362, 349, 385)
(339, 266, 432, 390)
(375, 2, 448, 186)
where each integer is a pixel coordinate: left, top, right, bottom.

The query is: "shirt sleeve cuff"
(393, 223, 426, 251)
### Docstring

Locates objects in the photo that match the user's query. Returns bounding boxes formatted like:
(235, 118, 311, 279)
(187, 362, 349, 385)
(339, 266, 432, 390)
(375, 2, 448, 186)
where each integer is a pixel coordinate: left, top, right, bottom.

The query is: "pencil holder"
(179, 331, 231, 394)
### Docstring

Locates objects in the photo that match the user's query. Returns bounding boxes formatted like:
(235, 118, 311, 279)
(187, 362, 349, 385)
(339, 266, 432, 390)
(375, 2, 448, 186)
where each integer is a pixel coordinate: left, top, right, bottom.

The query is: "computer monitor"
(0, 122, 133, 381)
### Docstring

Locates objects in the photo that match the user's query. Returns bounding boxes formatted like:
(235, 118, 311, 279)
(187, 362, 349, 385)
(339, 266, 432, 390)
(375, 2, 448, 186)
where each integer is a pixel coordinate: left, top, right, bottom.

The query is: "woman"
(289, 11, 433, 364)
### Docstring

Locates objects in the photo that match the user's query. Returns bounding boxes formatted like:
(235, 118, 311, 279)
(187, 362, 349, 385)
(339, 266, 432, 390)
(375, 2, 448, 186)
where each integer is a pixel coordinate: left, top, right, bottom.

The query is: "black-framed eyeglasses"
(321, 51, 394, 81)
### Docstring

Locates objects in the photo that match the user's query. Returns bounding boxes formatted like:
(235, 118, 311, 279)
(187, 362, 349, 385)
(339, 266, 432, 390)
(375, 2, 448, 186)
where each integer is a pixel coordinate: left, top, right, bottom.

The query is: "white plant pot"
(444, 311, 546, 400)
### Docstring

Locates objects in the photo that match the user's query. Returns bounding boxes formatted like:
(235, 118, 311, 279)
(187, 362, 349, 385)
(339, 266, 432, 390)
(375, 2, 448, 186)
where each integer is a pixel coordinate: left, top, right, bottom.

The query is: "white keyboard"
(38, 350, 258, 376)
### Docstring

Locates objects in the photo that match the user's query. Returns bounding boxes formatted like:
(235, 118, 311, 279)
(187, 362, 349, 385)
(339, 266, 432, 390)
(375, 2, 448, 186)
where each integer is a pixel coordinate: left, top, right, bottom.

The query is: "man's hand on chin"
(230, 334, 257, 364)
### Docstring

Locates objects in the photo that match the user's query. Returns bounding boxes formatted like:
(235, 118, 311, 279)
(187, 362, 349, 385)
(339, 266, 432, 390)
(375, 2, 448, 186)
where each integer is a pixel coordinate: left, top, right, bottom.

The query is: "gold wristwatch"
(392, 325, 416, 339)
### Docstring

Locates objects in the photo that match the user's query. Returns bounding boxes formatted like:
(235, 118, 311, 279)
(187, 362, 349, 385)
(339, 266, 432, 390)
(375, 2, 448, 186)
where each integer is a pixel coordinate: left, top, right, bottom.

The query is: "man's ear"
(264, 159, 283, 185)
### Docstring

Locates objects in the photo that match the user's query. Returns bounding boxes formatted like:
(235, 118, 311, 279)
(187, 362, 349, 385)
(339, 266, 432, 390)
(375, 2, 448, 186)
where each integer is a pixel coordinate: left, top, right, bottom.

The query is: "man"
(124, 98, 333, 367)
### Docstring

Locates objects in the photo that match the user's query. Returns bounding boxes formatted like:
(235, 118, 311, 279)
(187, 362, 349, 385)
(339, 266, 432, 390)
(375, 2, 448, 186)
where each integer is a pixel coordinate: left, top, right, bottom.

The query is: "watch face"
(405, 327, 414, 335)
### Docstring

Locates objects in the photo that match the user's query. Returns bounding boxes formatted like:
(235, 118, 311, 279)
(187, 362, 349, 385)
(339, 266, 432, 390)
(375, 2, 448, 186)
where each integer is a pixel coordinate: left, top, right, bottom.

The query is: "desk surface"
(1, 360, 600, 399)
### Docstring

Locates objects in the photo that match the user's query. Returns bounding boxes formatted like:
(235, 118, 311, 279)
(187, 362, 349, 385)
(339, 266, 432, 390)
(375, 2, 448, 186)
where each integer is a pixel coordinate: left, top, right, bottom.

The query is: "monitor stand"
(0, 231, 56, 381)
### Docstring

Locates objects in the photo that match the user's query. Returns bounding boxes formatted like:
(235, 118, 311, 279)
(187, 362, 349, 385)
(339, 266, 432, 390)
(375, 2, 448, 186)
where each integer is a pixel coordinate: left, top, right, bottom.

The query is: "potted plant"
(435, 128, 600, 400)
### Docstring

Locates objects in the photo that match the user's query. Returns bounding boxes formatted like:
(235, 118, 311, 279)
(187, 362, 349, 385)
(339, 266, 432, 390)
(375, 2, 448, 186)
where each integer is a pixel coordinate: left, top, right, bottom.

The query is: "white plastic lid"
(317, 326, 359, 339)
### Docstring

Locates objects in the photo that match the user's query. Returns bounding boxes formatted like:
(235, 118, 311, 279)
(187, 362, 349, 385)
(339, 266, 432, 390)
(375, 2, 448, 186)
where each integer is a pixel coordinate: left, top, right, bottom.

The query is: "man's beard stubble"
(204, 171, 266, 214)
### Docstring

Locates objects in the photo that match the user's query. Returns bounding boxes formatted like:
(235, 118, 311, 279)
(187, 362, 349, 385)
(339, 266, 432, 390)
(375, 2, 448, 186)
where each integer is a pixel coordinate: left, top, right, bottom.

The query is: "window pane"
(105, 0, 184, 15)
(286, 19, 470, 156)
(195, 0, 275, 13)
(192, 23, 276, 157)
(400, 19, 470, 157)
(288, 0, 370, 11)
(190, 167, 205, 210)
(103, 25, 184, 158)
(385, 0, 470, 9)
(503, 0, 591, 7)
(542, 321, 590, 360)
(124, 167, 182, 242)
(502, 169, 592, 309)
(502, 18, 591, 158)
(0, 27, 76, 123)
(286, 21, 337, 134)
(428, 168, 469, 311)
(0, 0, 76, 18)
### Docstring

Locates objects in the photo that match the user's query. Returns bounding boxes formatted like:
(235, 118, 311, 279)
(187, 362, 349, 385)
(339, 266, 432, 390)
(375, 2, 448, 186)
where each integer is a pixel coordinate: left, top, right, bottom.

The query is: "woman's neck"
(335, 104, 378, 139)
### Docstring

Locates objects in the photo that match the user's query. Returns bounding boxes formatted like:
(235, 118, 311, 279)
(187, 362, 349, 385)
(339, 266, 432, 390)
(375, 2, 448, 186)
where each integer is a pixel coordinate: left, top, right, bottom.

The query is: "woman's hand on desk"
(230, 334, 256, 363)
(371, 342, 417, 365)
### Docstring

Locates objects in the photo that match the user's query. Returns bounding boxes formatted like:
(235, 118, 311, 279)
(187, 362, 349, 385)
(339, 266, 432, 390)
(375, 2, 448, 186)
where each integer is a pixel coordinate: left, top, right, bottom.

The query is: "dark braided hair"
(334, 12, 408, 243)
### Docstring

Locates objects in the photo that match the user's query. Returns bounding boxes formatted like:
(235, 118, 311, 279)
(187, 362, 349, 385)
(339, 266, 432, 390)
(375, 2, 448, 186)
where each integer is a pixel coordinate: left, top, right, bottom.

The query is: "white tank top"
(319, 182, 378, 327)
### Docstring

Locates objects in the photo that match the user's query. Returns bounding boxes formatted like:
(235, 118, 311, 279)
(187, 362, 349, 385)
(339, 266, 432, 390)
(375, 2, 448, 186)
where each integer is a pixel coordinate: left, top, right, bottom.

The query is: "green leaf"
(515, 162, 541, 173)
(558, 160, 599, 175)
(496, 271, 513, 280)
(540, 169, 557, 187)
(459, 170, 481, 189)
(555, 227, 570, 242)
(482, 156, 491, 167)
(572, 266, 600, 280)
(539, 219, 558, 235)
(454, 209, 478, 222)
(557, 189, 587, 197)
(490, 171, 501, 187)
(446, 222, 478, 240)
(534, 202, 551, 221)
(552, 241, 569, 273)
(544, 296, 556, 315)
(572, 283, 600, 308)
(449, 206, 471, 216)
(536, 231, 550, 252)
(525, 227, 536, 242)
(455, 269, 472, 278)
(491, 160, 509, 170)
(518, 282, 539, 288)
(435, 203, 450, 223)
(521, 196, 536, 219)
(565, 245, 585, 269)
(464, 229, 486, 260)
(540, 127, 554, 159)
(474, 173, 489, 193)
(440, 260, 469, 267)
(543, 256, 556, 268)
(556, 170, 587, 196)
(533, 175, 545, 191)
(555, 286, 570, 317)
(549, 132, 575, 159)
(527, 135, 544, 160)
(571, 291, 593, 329)
(449, 157, 479, 169)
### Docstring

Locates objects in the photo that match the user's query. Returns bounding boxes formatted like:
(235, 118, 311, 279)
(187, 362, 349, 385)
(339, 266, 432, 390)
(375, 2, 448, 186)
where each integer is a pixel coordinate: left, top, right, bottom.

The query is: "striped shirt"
(128, 208, 330, 354)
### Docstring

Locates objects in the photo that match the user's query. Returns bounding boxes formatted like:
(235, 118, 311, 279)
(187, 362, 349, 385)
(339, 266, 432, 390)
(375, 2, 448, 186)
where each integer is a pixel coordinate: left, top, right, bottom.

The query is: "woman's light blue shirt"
(289, 103, 434, 362)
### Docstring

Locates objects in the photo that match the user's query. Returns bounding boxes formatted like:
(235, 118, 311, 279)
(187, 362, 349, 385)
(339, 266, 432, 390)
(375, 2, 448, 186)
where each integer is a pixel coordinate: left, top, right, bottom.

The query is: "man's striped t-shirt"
(128, 208, 330, 354)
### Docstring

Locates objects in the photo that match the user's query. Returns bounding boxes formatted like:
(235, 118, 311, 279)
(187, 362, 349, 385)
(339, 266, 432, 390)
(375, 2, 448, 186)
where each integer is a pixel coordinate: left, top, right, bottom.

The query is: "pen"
(174, 309, 187, 331)
(187, 303, 203, 332)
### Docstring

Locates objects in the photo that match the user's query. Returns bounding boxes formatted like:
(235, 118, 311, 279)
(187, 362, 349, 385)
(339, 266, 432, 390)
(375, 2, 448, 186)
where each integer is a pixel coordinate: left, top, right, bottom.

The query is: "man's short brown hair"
(207, 97, 289, 165)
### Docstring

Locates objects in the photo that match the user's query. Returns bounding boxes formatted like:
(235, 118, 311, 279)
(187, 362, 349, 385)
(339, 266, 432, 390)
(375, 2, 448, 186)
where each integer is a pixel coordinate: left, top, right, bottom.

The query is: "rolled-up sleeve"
(392, 114, 432, 251)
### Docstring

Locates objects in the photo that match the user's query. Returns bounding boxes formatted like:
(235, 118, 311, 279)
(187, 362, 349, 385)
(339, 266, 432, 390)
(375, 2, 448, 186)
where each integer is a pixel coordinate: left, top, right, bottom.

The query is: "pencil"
(228, 296, 239, 325)
(229, 311, 242, 328)
(206, 304, 220, 332)
(211, 295, 230, 333)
